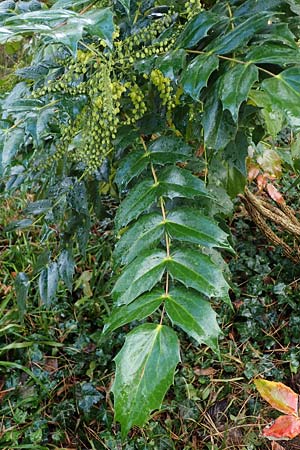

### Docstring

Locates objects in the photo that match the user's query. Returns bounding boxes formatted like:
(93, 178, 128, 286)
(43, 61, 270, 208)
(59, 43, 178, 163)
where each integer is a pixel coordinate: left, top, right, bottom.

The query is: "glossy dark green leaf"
(15, 272, 29, 323)
(262, 68, 300, 127)
(115, 179, 157, 231)
(234, 0, 285, 16)
(39, 262, 59, 307)
(165, 209, 233, 252)
(159, 166, 210, 199)
(4, 9, 77, 24)
(168, 248, 230, 302)
(181, 53, 219, 100)
(1, 127, 24, 175)
(112, 249, 167, 306)
(249, 90, 284, 137)
(245, 43, 300, 65)
(176, 10, 218, 48)
(155, 49, 186, 80)
(114, 213, 163, 265)
(112, 323, 180, 437)
(83, 8, 114, 48)
(206, 13, 271, 55)
(58, 249, 75, 291)
(165, 287, 221, 352)
(219, 63, 258, 121)
(227, 166, 246, 198)
(103, 290, 164, 334)
(223, 131, 249, 175)
(114, 149, 147, 189)
(202, 84, 236, 150)
(252, 23, 297, 48)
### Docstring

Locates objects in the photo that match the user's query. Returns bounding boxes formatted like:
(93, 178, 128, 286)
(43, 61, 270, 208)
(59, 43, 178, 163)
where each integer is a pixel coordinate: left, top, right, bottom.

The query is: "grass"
(1, 176, 300, 449)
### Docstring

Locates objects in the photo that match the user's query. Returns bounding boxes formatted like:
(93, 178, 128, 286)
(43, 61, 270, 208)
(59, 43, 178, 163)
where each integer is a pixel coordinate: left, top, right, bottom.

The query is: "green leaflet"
(181, 53, 219, 101)
(112, 249, 167, 306)
(103, 290, 164, 334)
(249, 90, 284, 137)
(112, 323, 180, 437)
(165, 287, 221, 353)
(58, 249, 75, 292)
(219, 63, 258, 121)
(165, 209, 234, 253)
(15, 272, 29, 324)
(168, 249, 230, 302)
(176, 10, 218, 49)
(245, 43, 300, 65)
(155, 49, 186, 80)
(0, 127, 24, 176)
(262, 68, 300, 128)
(205, 12, 271, 55)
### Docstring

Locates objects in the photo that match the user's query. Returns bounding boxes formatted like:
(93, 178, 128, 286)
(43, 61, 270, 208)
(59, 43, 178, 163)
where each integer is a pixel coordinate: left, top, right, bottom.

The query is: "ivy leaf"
(168, 249, 230, 302)
(165, 209, 233, 252)
(181, 53, 219, 101)
(219, 63, 258, 121)
(205, 13, 271, 55)
(114, 213, 163, 265)
(254, 379, 298, 416)
(39, 262, 59, 307)
(112, 249, 167, 306)
(176, 11, 218, 48)
(115, 179, 157, 231)
(165, 287, 221, 353)
(262, 67, 300, 127)
(103, 290, 164, 334)
(15, 272, 29, 323)
(262, 415, 300, 440)
(112, 323, 180, 437)
(58, 249, 75, 291)
(245, 43, 300, 65)
(77, 382, 103, 413)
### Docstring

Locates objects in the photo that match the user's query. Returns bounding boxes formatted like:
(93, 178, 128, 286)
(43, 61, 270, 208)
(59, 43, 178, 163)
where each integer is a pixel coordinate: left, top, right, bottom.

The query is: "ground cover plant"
(1, 0, 300, 448)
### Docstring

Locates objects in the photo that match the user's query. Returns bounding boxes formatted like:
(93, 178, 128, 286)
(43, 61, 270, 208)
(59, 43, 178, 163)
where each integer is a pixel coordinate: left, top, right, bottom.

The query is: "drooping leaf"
(202, 83, 237, 150)
(245, 43, 300, 65)
(112, 323, 180, 437)
(176, 10, 218, 49)
(15, 272, 29, 323)
(165, 209, 233, 252)
(103, 290, 164, 334)
(114, 179, 157, 231)
(262, 68, 300, 127)
(168, 248, 230, 302)
(219, 63, 258, 121)
(112, 249, 167, 306)
(254, 379, 298, 416)
(58, 249, 75, 291)
(205, 13, 272, 55)
(181, 53, 219, 101)
(39, 262, 59, 307)
(262, 415, 300, 440)
(165, 287, 221, 353)
(114, 213, 163, 265)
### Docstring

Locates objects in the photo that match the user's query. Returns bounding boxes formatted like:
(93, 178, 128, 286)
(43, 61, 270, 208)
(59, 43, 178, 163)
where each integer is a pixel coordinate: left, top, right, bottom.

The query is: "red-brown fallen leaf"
(263, 415, 300, 441)
(257, 173, 268, 191)
(248, 166, 260, 181)
(193, 367, 216, 376)
(266, 183, 285, 205)
(272, 442, 285, 450)
(254, 379, 298, 416)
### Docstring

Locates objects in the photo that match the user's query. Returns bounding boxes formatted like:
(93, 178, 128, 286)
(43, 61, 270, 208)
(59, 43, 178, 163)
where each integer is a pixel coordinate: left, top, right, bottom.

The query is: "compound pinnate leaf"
(176, 10, 218, 48)
(168, 248, 230, 302)
(112, 323, 180, 437)
(263, 415, 300, 440)
(112, 250, 167, 306)
(181, 53, 219, 101)
(220, 63, 258, 121)
(165, 287, 221, 353)
(254, 379, 298, 416)
(103, 290, 164, 334)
